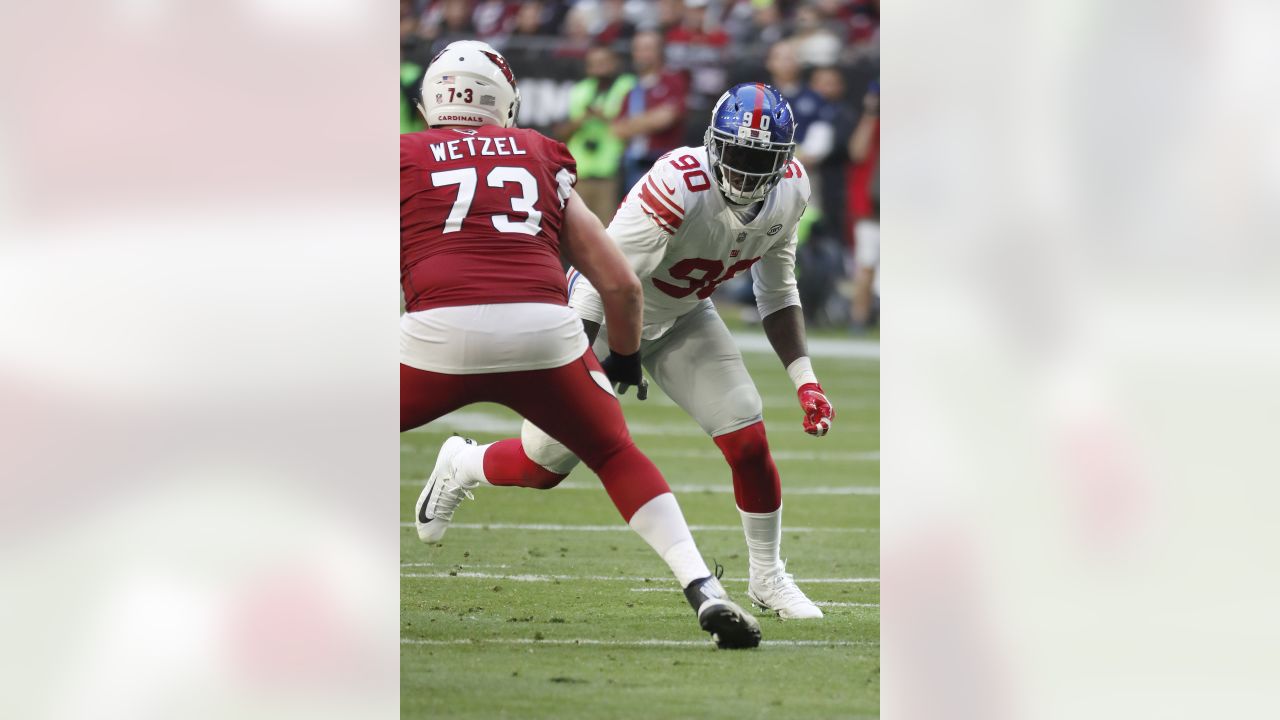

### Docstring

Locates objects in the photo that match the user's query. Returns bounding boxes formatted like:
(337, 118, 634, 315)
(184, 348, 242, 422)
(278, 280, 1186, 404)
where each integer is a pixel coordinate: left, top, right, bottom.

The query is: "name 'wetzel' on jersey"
(569, 145, 811, 340)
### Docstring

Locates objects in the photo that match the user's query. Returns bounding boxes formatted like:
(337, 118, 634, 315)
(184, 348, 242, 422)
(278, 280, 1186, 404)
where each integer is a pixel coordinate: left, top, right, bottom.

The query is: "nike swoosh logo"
(661, 179, 676, 194)
(418, 478, 436, 524)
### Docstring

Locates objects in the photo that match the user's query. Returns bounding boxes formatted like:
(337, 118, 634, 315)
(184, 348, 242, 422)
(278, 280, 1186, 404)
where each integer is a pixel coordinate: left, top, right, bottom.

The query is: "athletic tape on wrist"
(786, 356, 819, 390)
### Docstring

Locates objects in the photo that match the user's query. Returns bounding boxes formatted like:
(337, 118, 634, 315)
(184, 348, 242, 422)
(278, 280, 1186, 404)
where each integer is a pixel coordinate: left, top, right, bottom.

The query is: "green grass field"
(401, 325, 879, 719)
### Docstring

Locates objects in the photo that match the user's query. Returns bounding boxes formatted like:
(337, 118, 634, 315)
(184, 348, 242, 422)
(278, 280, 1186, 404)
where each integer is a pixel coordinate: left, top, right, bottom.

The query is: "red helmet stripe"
(752, 83, 765, 129)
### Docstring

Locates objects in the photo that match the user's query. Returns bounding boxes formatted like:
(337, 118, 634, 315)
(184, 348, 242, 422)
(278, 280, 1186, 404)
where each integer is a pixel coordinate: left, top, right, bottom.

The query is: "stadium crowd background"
(401, 0, 879, 330)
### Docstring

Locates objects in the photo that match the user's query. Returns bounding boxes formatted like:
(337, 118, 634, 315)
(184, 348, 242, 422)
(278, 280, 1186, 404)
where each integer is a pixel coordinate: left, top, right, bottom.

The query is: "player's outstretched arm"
(561, 190, 646, 391)
(762, 306, 835, 437)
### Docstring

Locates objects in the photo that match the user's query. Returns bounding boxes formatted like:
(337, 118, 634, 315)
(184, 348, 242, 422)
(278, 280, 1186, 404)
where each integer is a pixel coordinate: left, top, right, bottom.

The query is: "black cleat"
(684, 574, 762, 650)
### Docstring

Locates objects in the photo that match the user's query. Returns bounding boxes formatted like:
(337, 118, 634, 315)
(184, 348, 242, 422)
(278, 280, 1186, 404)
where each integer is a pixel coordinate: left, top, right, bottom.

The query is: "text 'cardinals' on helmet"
(704, 83, 797, 205)
(417, 40, 521, 128)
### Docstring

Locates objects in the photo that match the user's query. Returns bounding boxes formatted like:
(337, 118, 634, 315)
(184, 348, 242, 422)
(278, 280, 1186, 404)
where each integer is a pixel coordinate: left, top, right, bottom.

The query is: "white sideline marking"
(627, 586, 880, 602)
(732, 333, 880, 360)
(401, 562, 511, 568)
(400, 521, 876, 533)
(401, 637, 873, 648)
(402, 571, 879, 583)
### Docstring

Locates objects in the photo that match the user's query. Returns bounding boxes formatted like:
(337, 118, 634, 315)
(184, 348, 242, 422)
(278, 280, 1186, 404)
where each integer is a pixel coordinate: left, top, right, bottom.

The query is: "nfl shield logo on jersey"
(735, 231, 747, 243)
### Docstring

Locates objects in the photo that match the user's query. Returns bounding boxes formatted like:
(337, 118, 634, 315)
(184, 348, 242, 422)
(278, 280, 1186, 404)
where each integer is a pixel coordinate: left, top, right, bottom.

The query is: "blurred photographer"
(557, 45, 637, 222)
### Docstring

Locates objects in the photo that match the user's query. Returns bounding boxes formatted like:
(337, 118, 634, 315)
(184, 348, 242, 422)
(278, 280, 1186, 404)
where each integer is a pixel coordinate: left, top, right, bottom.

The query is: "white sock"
(739, 505, 783, 579)
(452, 442, 492, 486)
(628, 493, 711, 587)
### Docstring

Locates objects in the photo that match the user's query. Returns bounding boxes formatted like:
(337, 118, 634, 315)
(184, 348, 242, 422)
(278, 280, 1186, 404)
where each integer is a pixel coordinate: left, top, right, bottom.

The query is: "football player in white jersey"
(429, 83, 837, 620)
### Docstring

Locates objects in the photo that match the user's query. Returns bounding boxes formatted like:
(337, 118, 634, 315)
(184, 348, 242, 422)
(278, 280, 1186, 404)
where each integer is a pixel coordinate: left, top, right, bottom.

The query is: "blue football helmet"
(704, 83, 797, 205)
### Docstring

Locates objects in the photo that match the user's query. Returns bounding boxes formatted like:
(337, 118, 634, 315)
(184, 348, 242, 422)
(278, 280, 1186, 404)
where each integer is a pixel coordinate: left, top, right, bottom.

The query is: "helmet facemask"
(704, 126, 795, 205)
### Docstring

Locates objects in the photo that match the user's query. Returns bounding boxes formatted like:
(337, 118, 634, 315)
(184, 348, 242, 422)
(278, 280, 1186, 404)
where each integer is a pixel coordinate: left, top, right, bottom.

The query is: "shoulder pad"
(635, 151, 701, 234)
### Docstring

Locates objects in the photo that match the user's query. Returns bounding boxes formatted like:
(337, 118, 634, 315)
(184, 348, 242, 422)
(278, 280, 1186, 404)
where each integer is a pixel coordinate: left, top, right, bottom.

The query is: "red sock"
(482, 438, 567, 490)
(713, 421, 782, 512)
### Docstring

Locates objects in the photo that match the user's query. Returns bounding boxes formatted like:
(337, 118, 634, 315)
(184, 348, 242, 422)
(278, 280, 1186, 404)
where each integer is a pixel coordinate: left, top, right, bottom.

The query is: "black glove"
(600, 350, 648, 400)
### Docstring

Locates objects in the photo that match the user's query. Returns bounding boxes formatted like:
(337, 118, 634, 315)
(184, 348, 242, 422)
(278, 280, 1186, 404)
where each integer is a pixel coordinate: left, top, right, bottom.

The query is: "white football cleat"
(414, 435, 479, 543)
(747, 563, 824, 620)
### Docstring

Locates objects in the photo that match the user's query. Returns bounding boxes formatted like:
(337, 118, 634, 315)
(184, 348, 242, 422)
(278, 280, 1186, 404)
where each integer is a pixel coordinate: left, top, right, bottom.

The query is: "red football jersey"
(401, 126, 578, 312)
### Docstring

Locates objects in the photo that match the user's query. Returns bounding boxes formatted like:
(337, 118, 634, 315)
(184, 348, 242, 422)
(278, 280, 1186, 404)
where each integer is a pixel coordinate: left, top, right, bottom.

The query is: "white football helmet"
(418, 40, 521, 128)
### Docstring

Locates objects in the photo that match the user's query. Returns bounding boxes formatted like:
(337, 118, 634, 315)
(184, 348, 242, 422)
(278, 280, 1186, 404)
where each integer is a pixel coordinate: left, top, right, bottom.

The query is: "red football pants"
(400, 350, 668, 521)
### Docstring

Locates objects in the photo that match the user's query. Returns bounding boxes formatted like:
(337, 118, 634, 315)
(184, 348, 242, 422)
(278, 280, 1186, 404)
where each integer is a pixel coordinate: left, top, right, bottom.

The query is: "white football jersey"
(570, 146, 810, 340)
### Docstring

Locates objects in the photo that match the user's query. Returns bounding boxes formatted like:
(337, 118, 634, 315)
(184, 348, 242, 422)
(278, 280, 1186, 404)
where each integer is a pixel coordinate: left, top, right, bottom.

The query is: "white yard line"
(400, 446, 879, 463)
(402, 571, 879, 583)
(623, 589, 882, 608)
(406, 413, 706, 437)
(400, 521, 876, 533)
(398, 479, 879, 495)
(401, 637, 874, 647)
(551, 482, 879, 495)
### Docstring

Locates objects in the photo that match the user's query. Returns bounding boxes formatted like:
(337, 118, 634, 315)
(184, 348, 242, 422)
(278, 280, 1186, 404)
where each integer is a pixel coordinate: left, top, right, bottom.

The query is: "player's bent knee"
(711, 388, 763, 436)
(522, 421, 583, 475)
(713, 420, 772, 468)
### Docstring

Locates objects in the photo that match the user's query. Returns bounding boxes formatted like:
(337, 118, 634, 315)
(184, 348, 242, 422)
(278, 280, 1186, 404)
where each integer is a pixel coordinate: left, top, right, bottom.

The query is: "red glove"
(797, 382, 835, 437)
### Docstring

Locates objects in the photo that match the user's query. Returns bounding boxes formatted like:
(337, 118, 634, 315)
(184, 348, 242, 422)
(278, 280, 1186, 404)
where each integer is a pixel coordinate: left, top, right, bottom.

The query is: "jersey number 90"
(652, 256, 761, 300)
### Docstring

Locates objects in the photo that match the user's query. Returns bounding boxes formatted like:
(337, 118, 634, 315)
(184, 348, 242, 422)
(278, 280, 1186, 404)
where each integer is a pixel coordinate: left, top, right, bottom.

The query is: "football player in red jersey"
(400, 41, 759, 649)
(435, 83, 837, 620)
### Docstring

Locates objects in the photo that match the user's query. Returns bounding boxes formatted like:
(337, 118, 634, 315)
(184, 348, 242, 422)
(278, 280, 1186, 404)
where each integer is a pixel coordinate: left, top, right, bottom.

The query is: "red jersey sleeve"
(536, 133, 578, 208)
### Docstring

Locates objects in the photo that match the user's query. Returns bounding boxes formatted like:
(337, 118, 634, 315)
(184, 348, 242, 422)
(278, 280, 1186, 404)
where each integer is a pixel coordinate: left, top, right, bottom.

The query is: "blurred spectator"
(402, 0, 421, 43)
(507, 0, 550, 37)
(748, 1, 788, 47)
(833, 0, 880, 60)
(556, 6, 594, 59)
(421, 0, 477, 43)
(847, 79, 879, 329)
(557, 46, 637, 222)
(666, 0, 730, 145)
(765, 40, 836, 169)
(810, 65, 858, 244)
(495, 1, 549, 75)
(596, 0, 637, 46)
(652, 0, 686, 35)
(472, 0, 517, 38)
(791, 3, 841, 66)
(612, 31, 688, 194)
